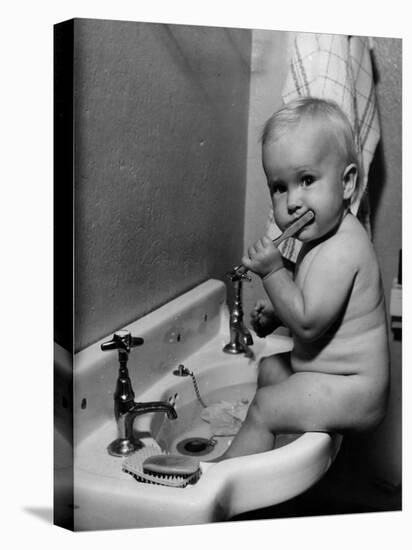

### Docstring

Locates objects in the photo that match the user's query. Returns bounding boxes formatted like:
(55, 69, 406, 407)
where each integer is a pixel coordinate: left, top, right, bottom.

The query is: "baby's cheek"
(272, 209, 287, 230)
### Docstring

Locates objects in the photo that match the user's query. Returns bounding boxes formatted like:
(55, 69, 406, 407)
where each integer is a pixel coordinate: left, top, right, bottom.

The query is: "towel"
(200, 399, 250, 436)
(266, 33, 380, 262)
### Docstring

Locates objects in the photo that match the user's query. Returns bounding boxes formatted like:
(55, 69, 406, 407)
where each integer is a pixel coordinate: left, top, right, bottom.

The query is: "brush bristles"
(123, 465, 201, 488)
(122, 445, 201, 488)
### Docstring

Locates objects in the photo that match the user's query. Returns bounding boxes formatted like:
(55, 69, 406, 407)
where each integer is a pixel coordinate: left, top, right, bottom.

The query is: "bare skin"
(221, 118, 389, 460)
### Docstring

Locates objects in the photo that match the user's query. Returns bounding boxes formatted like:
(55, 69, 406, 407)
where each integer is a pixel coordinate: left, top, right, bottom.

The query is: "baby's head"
(262, 97, 362, 201)
(261, 97, 362, 240)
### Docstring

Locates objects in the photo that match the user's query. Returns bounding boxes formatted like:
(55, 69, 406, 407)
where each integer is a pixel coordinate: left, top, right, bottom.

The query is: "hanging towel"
(266, 33, 380, 262)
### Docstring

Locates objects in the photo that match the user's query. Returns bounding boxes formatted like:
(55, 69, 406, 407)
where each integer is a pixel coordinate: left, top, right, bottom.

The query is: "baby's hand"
(251, 299, 281, 337)
(241, 236, 283, 279)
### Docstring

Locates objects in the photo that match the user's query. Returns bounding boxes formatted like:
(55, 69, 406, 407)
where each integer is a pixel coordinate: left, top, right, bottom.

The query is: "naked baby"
(222, 97, 389, 460)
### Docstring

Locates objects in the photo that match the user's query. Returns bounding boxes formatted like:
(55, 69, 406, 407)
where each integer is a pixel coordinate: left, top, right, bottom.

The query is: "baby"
(222, 97, 389, 459)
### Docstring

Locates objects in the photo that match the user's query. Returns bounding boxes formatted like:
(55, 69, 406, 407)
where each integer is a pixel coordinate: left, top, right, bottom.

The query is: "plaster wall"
(243, 30, 291, 315)
(73, 19, 251, 351)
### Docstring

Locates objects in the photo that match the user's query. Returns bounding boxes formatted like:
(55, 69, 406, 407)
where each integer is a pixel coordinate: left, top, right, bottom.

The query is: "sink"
(67, 279, 342, 530)
(137, 351, 303, 462)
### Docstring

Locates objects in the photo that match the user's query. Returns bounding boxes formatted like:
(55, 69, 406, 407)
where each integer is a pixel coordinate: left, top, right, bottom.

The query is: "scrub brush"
(122, 445, 201, 488)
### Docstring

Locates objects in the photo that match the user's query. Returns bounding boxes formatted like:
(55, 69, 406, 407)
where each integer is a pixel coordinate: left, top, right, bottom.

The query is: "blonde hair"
(261, 97, 363, 204)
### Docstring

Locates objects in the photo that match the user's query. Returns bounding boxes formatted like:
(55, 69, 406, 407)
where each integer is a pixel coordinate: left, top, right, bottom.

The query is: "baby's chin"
(299, 223, 339, 244)
(293, 221, 317, 241)
(295, 235, 313, 244)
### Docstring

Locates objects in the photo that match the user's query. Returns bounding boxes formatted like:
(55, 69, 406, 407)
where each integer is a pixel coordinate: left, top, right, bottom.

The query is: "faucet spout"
(101, 330, 178, 457)
(110, 400, 178, 457)
(130, 400, 178, 420)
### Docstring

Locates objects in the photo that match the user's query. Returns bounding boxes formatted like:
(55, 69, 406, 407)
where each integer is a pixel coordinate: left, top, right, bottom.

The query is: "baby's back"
(292, 214, 389, 390)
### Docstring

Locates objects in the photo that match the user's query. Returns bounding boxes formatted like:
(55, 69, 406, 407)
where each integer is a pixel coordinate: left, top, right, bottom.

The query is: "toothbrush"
(230, 210, 315, 279)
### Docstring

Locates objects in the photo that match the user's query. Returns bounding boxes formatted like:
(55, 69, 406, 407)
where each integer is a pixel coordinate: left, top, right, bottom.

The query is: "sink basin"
(68, 279, 342, 530)
(137, 351, 302, 462)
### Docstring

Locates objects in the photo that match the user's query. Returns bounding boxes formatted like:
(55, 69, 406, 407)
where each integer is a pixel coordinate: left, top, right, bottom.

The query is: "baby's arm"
(242, 234, 358, 342)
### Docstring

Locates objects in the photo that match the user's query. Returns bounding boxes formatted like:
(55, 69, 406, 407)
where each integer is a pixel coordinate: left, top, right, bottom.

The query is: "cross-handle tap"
(101, 330, 177, 457)
(101, 330, 144, 419)
(101, 329, 144, 353)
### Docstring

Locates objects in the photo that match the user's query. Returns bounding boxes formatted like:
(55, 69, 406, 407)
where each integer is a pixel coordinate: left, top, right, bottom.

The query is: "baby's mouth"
(286, 211, 315, 229)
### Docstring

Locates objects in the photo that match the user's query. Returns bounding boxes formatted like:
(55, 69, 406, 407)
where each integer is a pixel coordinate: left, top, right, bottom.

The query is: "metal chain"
(189, 371, 208, 409)
(188, 371, 235, 448)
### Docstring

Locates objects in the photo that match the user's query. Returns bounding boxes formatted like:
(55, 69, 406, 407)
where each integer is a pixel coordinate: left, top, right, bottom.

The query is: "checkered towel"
(266, 33, 380, 262)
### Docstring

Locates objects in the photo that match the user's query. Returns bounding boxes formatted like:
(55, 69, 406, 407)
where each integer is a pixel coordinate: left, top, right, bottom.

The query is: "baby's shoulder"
(325, 214, 372, 257)
(313, 215, 376, 275)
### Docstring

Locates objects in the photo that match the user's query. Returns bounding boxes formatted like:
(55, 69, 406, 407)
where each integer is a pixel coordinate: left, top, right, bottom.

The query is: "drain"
(176, 437, 216, 456)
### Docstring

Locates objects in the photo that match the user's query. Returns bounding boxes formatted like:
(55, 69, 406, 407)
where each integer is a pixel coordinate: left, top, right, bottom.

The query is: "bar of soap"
(143, 454, 200, 476)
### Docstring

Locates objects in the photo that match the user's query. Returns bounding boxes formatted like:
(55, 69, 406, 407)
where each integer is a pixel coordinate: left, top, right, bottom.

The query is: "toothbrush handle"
(232, 210, 314, 278)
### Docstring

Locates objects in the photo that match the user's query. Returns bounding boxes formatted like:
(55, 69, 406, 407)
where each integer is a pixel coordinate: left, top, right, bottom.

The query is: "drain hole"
(176, 437, 215, 456)
(186, 440, 207, 453)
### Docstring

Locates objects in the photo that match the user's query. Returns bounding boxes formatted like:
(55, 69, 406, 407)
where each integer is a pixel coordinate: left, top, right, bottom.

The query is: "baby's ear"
(342, 163, 358, 200)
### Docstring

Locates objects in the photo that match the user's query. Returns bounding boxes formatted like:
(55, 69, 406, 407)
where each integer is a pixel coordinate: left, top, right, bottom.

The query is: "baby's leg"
(257, 352, 293, 388)
(224, 371, 370, 459)
(209, 354, 293, 463)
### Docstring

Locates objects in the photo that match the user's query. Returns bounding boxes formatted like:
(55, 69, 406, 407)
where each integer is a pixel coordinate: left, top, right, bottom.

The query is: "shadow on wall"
(366, 43, 385, 235)
(368, 142, 386, 235)
(155, 24, 251, 115)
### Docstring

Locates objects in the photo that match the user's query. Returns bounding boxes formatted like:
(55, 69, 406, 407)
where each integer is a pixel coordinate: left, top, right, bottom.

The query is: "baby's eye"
(301, 175, 315, 187)
(271, 183, 287, 194)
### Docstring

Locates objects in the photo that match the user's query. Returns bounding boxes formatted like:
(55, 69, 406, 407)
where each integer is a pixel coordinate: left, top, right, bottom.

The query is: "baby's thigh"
(257, 352, 293, 388)
(254, 372, 371, 433)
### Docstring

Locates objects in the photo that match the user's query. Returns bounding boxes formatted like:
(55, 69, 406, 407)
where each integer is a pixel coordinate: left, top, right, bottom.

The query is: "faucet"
(101, 330, 177, 457)
(223, 271, 254, 355)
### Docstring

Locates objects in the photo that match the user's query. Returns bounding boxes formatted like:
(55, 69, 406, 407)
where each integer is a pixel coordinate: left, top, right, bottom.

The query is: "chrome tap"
(223, 272, 254, 355)
(101, 330, 177, 457)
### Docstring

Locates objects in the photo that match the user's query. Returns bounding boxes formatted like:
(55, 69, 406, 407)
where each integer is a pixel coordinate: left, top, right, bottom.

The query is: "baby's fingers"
(250, 313, 262, 330)
(241, 255, 253, 270)
(251, 307, 260, 319)
(255, 299, 268, 310)
(261, 235, 273, 245)
(253, 237, 271, 252)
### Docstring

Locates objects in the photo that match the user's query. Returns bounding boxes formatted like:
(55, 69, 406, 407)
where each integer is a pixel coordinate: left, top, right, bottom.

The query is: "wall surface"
(357, 37, 402, 485)
(243, 30, 291, 315)
(73, 19, 251, 351)
(243, 31, 402, 486)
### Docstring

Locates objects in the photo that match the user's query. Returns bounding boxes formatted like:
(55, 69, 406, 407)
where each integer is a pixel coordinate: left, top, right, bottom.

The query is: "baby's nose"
(287, 187, 303, 211)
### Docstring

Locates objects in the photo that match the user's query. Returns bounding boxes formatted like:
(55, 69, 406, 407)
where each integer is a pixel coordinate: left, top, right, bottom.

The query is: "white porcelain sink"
(135, 343, 305, 462)
(70, 279, 342, 530)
